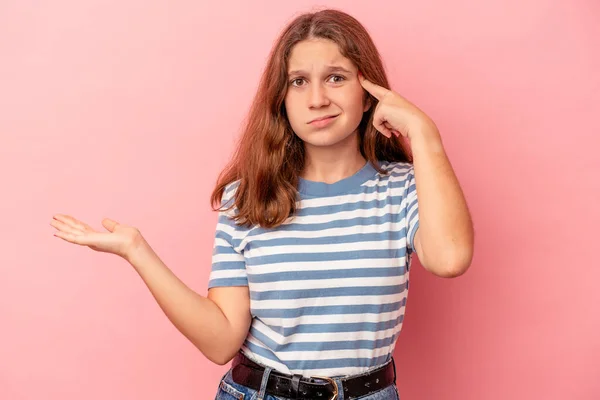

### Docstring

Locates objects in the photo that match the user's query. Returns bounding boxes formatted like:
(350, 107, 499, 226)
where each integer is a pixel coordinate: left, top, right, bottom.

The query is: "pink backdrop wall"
(1, 1, 598, 399)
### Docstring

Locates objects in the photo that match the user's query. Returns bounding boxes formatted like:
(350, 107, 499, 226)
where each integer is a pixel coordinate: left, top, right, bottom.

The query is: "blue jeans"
(215, 360, 400, 400)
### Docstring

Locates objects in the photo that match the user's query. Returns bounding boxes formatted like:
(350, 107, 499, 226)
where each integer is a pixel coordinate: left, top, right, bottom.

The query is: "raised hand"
(359, 72, 438, 141)
(50, 214, 143, 260)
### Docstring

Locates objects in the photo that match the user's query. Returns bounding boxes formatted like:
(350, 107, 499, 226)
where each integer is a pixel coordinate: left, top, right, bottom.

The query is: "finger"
(372, 111, 393, 138)
(358, 73, 389, 101)
(375, 121, 393, 138)
(50, 218, 85, 236)
(53, 214, 92, 232)
(53, 230, 89, 246)
(54, 229, 109, 248)
(102, 218, 120, 233)
(384, 122, 401, 138)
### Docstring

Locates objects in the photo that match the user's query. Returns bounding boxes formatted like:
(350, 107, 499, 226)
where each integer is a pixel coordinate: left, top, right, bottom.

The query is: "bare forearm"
(411, 123, 474, 275)
(124, 238, 238, 364)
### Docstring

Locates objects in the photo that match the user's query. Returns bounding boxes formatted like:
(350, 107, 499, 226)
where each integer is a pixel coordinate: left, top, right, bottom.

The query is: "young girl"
(51, 9, 473, 400)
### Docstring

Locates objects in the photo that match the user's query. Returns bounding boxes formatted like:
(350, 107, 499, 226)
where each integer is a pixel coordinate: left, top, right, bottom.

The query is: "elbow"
(203, 346, 238, 366)
(424, 247, 473, 278)
(440, 261, 470, 278)
(446, 249, 473, 278)
(211, 356, 232, 366)
(206, 352, 233, 366)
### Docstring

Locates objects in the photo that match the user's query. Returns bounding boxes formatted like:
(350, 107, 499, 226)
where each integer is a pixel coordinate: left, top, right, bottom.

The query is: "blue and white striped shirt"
(208, 160, 420, 377)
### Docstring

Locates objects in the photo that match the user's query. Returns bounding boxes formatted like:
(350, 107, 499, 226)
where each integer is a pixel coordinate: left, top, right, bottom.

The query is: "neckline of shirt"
(297, 161, 379, 197)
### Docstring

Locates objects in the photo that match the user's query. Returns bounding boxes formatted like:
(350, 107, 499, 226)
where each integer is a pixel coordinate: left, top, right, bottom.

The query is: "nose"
(308, 83, 330, 108)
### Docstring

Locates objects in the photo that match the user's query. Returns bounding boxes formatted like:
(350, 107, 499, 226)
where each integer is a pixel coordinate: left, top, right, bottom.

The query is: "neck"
(301, 131, 367, 184)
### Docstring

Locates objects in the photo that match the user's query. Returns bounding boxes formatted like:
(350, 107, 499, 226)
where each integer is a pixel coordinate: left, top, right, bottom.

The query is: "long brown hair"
(210, 9, 412, 228)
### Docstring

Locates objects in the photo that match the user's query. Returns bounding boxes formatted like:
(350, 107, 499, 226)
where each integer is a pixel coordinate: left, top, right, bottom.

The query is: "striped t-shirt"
(208, 160, 420, 377)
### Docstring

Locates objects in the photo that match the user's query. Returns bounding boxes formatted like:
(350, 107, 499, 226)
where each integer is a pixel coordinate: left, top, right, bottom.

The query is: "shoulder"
(220, 180, 241, 207)
(217, 180, 242, 223)
(376, 160, 415, 181)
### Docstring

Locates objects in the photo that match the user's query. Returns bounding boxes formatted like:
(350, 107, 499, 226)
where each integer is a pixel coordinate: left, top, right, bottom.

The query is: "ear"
(363, 93, 372, 112)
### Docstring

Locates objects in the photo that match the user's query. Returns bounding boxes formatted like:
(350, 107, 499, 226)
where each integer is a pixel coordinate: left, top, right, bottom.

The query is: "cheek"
(284, 95, 302, 128)
(340, 90, 367, 120)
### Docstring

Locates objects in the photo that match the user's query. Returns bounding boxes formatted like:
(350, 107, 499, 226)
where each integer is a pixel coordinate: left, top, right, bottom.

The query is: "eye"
(290, 78, 305, 87)
(328, 75, 345, 83)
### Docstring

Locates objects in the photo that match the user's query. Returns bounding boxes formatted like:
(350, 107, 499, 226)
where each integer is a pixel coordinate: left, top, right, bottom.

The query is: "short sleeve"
(405, 165, 420, 253)
(207, 187, 248, 289)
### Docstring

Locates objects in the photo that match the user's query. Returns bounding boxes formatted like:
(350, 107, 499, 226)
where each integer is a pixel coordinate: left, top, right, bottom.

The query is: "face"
(284, 38, 369, 149)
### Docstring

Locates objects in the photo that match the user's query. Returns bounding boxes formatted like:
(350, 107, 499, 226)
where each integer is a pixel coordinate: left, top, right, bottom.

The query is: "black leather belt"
(231, 351, 396, 400)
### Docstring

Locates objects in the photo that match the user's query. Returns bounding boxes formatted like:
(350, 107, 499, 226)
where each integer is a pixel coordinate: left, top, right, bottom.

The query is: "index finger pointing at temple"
(359, 74, 389, 100)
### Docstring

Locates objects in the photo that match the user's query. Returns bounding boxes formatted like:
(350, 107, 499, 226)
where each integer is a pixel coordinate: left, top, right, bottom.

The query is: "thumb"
(101, 218, 120, 232)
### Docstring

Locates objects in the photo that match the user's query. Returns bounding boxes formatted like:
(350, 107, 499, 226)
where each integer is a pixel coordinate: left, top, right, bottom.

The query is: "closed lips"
(308, 115, 338, 123)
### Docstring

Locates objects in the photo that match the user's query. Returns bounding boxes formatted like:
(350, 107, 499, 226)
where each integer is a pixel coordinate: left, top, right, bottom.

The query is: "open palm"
(50, 214, 141, 260)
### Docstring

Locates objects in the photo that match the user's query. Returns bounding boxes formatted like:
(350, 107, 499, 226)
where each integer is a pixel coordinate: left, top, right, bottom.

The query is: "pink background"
(1, 0, 598, 399)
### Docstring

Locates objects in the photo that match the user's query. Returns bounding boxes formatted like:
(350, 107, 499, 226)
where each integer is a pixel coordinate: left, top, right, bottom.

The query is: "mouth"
(308, 114, 340, 125)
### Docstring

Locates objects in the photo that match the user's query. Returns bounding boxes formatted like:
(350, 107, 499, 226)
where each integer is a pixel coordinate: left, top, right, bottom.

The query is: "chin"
(299, 129, 357, 148)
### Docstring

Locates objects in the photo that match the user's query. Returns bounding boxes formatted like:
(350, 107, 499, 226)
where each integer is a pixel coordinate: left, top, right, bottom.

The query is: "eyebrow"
(288, 65, 353, 76)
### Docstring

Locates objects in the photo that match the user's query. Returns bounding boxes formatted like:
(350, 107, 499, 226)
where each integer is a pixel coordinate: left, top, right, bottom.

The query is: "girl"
(51, 9, 473, 400)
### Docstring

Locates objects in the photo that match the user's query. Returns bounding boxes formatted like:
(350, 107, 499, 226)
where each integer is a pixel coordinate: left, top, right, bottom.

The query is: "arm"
(357, 73, 473, 278)
(127, 238, 251, 365)
(411, 122, 474, 278)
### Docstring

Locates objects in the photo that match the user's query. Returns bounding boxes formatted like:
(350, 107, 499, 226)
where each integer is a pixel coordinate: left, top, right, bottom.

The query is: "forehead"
(287, 38, 354, 72)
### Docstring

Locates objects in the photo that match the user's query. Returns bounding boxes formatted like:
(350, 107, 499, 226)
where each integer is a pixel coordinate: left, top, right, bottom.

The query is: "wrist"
(409, 121, 444, 153)
(125, 232, 153, 266)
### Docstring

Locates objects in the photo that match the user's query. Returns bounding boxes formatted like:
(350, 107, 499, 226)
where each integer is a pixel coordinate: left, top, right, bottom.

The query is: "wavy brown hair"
(210, 9, 412, 228)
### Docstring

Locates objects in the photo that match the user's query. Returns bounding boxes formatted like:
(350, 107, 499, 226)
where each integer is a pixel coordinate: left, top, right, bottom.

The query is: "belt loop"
(392, 356, 397, 383)
(256, 366, 273, 400)
(334, 377, 343, 400)
(291, 374, 302, 398)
